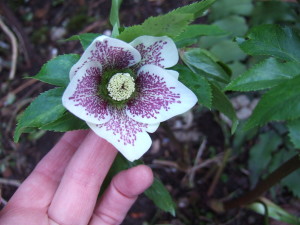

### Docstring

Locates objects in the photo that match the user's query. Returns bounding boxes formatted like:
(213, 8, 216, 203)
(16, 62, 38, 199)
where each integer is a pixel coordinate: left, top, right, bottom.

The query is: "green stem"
(222, 153, 300, 210)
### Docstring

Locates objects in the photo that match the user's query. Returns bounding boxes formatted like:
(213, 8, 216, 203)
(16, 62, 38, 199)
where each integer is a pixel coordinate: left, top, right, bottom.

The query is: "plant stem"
(207, 148, 231, 196)
(221, 153, 300, 210)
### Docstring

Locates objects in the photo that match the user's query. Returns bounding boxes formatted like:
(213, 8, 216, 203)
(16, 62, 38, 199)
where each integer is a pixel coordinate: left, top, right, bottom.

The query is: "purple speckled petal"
(87, 108, 152, 162)
(69, 35, 141, 80)
(62, 61, 111, 124)
(126, 64, 198, 124)
(130, 36, 179, 69)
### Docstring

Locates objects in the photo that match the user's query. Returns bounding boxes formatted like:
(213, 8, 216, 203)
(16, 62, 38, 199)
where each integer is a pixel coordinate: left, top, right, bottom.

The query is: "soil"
(0, 0, 293, 224)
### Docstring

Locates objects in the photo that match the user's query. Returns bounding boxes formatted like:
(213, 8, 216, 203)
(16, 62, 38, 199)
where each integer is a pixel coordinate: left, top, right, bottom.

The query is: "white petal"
(166, 69, 179, 80)
(126, 64, 198, 124)
(87, 109, 152, 162)
(146, 123, 160, 133)
(70, 35, 141, 80)
(130, 36, 179, 69)
(62, 61, 111, 124)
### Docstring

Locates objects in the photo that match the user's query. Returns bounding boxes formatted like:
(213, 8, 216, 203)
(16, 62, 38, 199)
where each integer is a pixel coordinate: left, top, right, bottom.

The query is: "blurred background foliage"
(1, 0, 300, 224)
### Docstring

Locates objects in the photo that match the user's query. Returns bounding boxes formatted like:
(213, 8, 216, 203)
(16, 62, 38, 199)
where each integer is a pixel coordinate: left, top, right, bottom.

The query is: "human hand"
(0, 130, 153, 225)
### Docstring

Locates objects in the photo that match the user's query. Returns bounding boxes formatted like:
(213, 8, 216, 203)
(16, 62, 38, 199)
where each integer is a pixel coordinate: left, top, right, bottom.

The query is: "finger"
(48, 131, 117, 225)
(90, 165, 153, 225)
(5, 130, 89, 209)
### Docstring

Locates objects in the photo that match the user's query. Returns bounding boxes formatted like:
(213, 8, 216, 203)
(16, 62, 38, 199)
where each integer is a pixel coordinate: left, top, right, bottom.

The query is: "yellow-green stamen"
(107, 73, 135, 101)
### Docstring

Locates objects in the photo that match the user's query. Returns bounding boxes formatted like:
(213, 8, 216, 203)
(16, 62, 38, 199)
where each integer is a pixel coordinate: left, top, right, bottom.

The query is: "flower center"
(107, 73, 135, 101)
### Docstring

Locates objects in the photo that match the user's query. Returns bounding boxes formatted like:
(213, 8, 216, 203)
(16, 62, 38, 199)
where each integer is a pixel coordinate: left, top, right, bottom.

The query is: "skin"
(0, 130, 153, 225)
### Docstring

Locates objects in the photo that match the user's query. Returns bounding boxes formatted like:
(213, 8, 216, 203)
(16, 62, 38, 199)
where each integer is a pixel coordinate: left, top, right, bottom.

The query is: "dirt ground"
(1, 0, 295, 224)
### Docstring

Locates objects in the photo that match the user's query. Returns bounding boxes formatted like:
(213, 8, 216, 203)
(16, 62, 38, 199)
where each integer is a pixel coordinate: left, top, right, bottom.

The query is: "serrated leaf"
(118, 13, 193, 42)
(41, 112, 88, 132)
(245, 75, 300, 130)
(209, 0, 253, 21)
(174, 24, 227, 48)
(65, 33, 101, 50)
(211, 83, 238, 133)
(226, 58, 300, 91)
(181, 48, 230, 86)
(117, 0, 216, 42)
(238, 25, 300, 62)
(268, 148, 300, 198)
(287, 119, 300, 149)
(173, 0, 216, 18)
(144, 178, 176, 216)
(14, 88, 66, 142)
(33, 54, 80, 87)
(282, 169, 300, 198)
(248, 131, 282, 187)
(173, 64, 212, 108)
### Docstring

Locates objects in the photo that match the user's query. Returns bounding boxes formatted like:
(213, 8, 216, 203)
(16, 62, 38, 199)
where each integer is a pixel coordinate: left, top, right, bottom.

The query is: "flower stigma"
(107, 73, 135, 101)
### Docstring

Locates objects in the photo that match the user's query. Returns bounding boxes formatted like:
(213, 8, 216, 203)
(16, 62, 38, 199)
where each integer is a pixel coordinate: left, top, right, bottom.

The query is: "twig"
(0, 79, 38, 107)
(207, 148, 231, 197)
(211, 153, 300, 212)
(190, 153, 223, 172)
(0, 1, 41, 68)
(152, 159, 185, 172)
(0, 16, 18, 80)
(188, 138, 207, 186)
(0, 178, 21, 187)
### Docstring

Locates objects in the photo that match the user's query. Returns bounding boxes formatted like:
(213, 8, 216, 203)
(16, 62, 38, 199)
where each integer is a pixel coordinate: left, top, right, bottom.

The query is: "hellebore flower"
(62, 35, 197, 161)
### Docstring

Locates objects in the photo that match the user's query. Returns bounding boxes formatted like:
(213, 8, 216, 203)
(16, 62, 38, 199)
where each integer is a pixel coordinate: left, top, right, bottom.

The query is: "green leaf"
(117, 0, 216, 42)
(245, 75, 300, 130)
(33, 54, 80, 87)
(181, 48, 230, 86)
(226, 58, 300, 91)
(109, 0, 123, 37)
(210, 40, 247, 63)
(268, 147, 300, 198)
(173, 64, 212, 109)
(211, 83, 238, 133)
(66, 33, 101, 50)
(144, 178, 176, 216)
(200, 15, 248, 49)
(174, 24, 227, 47)
(287, 119, 300, 149)
(282, 168, 300, 198)
(14, 87, 66, 142)
(118, 13, 193, 42)
(248, 131, 282, 187)
(209, 0, 253, 20)
(41, 112, 88, 132)
(227, 61, 247, 80)
(250, 1, 297, 26)
(173, 0, 216, 19)
(101, 154, 176, 215)
(248, 198, 300, 225)
(238, 25, 300, 62)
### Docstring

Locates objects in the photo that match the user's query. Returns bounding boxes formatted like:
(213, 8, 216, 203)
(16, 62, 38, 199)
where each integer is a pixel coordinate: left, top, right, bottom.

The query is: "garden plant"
(0, 0, 300, 224)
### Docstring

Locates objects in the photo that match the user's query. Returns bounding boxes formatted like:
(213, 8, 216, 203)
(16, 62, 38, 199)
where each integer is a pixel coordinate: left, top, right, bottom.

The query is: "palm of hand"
(0, 131, 153, 225)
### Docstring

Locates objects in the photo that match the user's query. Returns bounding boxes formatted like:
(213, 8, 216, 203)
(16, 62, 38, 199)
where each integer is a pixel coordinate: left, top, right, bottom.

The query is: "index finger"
(48, 131, 118, 225)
